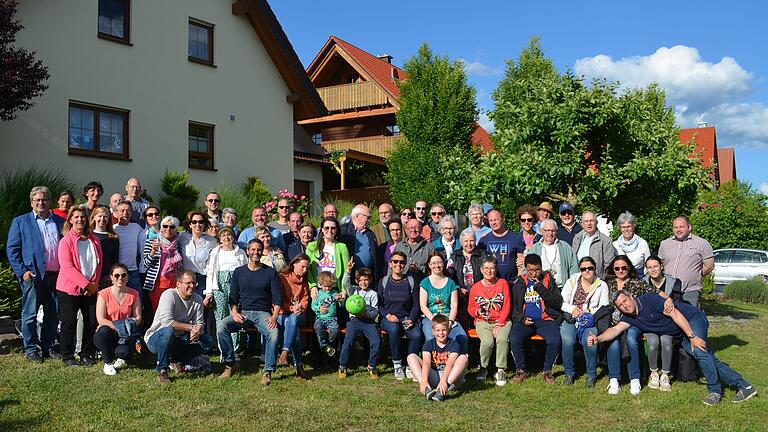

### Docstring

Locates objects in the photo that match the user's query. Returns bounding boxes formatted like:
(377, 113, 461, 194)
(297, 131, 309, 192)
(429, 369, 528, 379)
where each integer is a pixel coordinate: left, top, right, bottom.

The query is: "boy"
(407, 314, 468, 401)
(338, 265, 380, 379)
(311, 271, 343, 357)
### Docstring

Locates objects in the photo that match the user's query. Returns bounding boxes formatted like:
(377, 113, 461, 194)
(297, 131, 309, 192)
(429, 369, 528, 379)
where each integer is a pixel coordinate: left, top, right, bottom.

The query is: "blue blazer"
(6, 211, 65, 280)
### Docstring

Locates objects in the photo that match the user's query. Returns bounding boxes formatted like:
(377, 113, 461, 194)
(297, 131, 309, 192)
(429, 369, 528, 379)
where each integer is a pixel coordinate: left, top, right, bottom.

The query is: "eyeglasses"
(390, 259, 405, 265)
(161, 225, 176, 229)
(112, 273, 128, 279)
(146, 212, 159, 218)
(322, 226, 337, 231)
(613, 266, 629, 272)
(542, 229, 557, 233)
(189, 220, 205, 225)
(431, 212, 444, 216)
(207, 199, 220, 203)
(415, 207, 426, 210)
(278, 205, 290, 209)
(520, 218, 534, 223)
(579, 266, 595, 272)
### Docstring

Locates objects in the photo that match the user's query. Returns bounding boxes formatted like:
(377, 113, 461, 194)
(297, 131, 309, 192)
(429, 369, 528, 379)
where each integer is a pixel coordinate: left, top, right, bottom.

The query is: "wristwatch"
(688, 332, 696, 339)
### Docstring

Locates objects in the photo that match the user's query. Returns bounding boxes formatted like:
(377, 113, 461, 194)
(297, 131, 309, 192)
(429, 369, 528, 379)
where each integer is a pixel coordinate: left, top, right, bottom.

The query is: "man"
(268, 198, 292, 234)
(237, 206, 286, 251)
(108, 192, 123, 225)
(371, 203, 394, 246)
(478, 209, 525, 285)
(113, 201, 143, 290)
(533, 202, 554, 234)
(525, 219, 578, 288)
(82, 181, 103, 218)
(589, 291, 756, 405)
(414, 200, 429, 225)
(658, 216, 714, 308)
(204, 191, 223, 229)
(144, 270, 213, 384)
(217, 239, 282, 384)
(6, 186, 64, 362)
(124, 178, 149, 225)
(556, 202, 582, 246)
(572, 211, 616, 278)
(283, 212, 303, 249)
(395, 219, 435, 282)
(428, 204, 446, 242)
(323, 203, 338, 220)
(340, 204, 377, 276)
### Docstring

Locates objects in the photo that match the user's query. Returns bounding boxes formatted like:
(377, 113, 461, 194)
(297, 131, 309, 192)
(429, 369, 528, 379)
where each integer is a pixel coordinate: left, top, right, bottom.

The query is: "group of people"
(6, 182, 757, 405)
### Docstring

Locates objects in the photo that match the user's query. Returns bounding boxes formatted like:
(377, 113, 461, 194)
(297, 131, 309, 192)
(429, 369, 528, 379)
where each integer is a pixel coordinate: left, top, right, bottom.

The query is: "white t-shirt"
(77, 239, 97, 280)
(114, 223, 143, 271)
(318, 243, 337, 274)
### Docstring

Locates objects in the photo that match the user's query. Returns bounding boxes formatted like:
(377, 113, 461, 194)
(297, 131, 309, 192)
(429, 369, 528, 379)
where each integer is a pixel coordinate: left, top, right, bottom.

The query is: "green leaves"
(158, 170, 200, 219)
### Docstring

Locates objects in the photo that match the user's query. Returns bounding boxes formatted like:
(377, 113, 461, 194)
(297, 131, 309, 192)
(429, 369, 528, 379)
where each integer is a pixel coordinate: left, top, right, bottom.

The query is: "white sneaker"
(495, 370, 507, 386)
(630, 378, 642, 396)
(113, 358, 127, 369)
(406, 366, 418, 382)
(394, 366, 405, 380)
(659, 373, 671, 392)
(103, 363, 117, 376)
(607, 378, 620, 395)
(648, 370, 660, 389)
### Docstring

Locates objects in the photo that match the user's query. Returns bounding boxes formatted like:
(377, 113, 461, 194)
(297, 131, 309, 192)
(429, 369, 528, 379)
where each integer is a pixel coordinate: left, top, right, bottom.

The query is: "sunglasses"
(520, 218, 534, 223)
(415, 207, 426, 210)
(278, 205, 290, 209)
(431, 212, 444, 216)
(162, 224, 176, 229)
(146, 212, 159, 218)
(389, 228, 402, 232)
(322, 226, 337, 231)
(560, 211, 574, 216)
(579, 266, 595, 272)
(207, 199, 220, 203)
(390, 259, 406, 265)
(401, 212, 412, 216)
(613, 266, 629, 272)
(189, 220, 205, 225)
(112, 273, 128, 279)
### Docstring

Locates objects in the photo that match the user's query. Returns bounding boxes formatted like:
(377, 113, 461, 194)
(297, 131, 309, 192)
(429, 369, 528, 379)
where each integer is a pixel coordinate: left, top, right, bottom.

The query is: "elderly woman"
(450, 227, 487, 330)
(94, 263, 142, 375)
(525, 219, 578, 288)
(376, 219, 403, 280)
(287, 222, 315, 261)
(142, 215, 183, 312)
(433, 215, 460, 267)
(53, 189, 75, 219)
(90, 206, 120, 289)
(203, 226, 247, 348)
(221, 207, 241, 238)
(613, 211, 652, 278)
(467, 204, 491, 242)
(517, 205, 541, 250)
(419, 252, 467, 353)
(277, 254, 311, 378)
(254, 225, 287, 272)
(307, 217, 350, 298)
(56, 206, 103, 367)
(179, 211, 218, 298)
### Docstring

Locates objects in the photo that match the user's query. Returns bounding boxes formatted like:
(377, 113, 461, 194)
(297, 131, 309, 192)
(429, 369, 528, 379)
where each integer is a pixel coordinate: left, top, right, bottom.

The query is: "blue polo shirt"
(620, 293, 704, 336)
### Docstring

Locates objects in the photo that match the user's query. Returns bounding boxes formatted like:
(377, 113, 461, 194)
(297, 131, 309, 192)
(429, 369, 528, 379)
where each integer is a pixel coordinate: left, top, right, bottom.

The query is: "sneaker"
(26, 351, 44, 363)
(63, 358, 80, 367)
(630, 378, 642, 395)
(731, 386, 757, 403)
(476, 367, 488, 381)
(659, 373, 671, 392)
(564, 375, 574, 386)
(368, 366, 380, 380)
(394, 366, 405, 381)
(261, 371, 272, 385)
(103, 363, 117, 376)
(79, 355, 97, 367)
(156, 370, 171, 385)
(703, 392, 722, 406)
(511, 369, 528, 384)
(338, 368, 348, 379)
(586, 377, 596, 389)
(278, 350, 290, 367)
(648, 370, 660, 389)
(405, 366, 414, 380)
(324, 345, 336, 357)
(425, 386, 437, 401)
(607, 378, 620, 395)
(541, 371, 556, 385)
(432, 391, 446, 402)
(219, 363, 240, 379)
(495, 370, 507, 386)
(113, 358, 127, 369)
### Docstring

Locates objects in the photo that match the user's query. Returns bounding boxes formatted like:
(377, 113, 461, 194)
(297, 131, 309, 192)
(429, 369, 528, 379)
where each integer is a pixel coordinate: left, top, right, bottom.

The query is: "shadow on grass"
(0, 399, 46, 432)
(703, 301, 759, 320)
(708, 334, 748, 351)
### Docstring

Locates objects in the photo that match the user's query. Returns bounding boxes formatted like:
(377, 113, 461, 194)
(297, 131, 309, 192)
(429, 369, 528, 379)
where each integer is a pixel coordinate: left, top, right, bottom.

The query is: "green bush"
(158, 170, 200, 220)
(724, 277, 768, 305)
(691, 181, 768, 251)
(309, 199, 379, 229)
(216, 179, 271, 231)
(241, 176, 273, 207)
(0, 262, 21, 318)
(701, 272, 715, 299)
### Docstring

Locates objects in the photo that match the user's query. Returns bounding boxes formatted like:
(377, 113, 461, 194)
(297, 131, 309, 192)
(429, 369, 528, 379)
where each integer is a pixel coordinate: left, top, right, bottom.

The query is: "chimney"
(697, 120, 709, 128)
(377, 53, 393, 64)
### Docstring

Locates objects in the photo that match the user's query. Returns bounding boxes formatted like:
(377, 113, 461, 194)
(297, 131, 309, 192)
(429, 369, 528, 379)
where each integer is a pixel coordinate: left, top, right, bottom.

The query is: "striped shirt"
(657, 234, 713, 293)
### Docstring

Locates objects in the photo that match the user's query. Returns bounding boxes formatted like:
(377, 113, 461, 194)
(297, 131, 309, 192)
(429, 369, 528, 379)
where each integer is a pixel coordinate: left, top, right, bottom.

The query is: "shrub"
(241, 176, 273, 207)
(0, 262, 20, 318)
(310, 199, 379, 228)
(158, 170, 200, 220)
(701, 272, 715, 300)
(724, 277, 768, 305)
(691, 181, 768, 251)
(265, 189, 311, 220)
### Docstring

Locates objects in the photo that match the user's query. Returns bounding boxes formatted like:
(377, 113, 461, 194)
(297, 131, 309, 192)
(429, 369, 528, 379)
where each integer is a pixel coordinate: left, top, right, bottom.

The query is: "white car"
(712, 248, 768, 287)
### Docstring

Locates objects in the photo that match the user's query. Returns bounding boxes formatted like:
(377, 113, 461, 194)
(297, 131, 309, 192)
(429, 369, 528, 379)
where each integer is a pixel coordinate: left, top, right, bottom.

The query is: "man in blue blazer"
(340, 204, 377, 278)
(6, 186, 65, 362)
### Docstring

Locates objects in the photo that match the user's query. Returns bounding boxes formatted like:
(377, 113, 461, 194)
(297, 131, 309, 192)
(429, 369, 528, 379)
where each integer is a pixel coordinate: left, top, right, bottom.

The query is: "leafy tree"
(159, 170, 200, 220)
(386, 43, 479, 209)
(691, 181, 768, 251)
(1, 0, 49, 121)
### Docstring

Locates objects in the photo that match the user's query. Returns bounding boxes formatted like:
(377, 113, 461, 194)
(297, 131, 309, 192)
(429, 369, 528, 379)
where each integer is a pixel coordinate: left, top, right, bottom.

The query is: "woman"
(307, 217, 350, 299)
(277, 254, 311, 379)
(287, 222, 315, 261)
(378, 251, 423, 380)
(376, 219, 403, 281)
(222, 207, 240, 238)
(419, 252, 467, 353)
(467, 204, 491, 242)
(254, 226, 287, 273)
(56, 206, 103, 367)
(90, 206, 120, 289)
(517, 205, 541, 250)
(450, 228, 487, 331)
(179, 211, 218, 298)
(613, 211, 652, 277)
(138, 205, 162, 280)
(400, 208, 413, 225)
(559, 257, 611, 388)
(53, 190, 75, 219)
(94, 263, 141, 375)
(433, 215, 460, 267)
(142, 215, 183, 312)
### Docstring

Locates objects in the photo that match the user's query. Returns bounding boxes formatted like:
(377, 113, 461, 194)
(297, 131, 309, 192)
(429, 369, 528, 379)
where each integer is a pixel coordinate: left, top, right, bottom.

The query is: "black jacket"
(510, 272, 563, 324)
(450, 248, 488, 289)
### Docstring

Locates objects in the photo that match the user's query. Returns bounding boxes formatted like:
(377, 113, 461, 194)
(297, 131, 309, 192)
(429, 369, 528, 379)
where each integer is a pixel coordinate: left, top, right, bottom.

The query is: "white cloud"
(478, 111, 495, 133)
(698, 103, 768, 148)
(760, 182, 768, 196)
(460, 59, 502, 77)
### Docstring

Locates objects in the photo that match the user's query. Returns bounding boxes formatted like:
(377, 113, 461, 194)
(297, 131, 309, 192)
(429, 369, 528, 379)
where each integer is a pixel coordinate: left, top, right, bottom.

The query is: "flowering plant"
(264, 189, 311, 219)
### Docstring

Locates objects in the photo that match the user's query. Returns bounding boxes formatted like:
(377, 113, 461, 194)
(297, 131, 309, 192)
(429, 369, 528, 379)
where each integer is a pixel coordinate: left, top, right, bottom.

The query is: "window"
(189, 122, 214, 170)
(98, 0, 130, 44)
(188, 19, 214, 65)
(312, 133, 323, 145)
(731, 251, 762, 264)
(713, 250, 732, 263)
(68, 102, 129, 160)
(385, 124, 401, 136)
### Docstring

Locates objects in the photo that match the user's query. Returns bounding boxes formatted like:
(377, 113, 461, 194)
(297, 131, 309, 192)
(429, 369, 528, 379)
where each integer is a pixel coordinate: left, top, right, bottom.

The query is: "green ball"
(345, 294, 366, 315)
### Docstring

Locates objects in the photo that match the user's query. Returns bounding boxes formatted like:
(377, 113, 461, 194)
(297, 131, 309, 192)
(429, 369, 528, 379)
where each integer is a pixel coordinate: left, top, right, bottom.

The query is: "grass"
(1, 299, 767, 431)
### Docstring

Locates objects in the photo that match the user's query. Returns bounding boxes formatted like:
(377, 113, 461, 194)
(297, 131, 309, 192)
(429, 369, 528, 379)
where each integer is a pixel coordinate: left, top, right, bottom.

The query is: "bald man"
(340, 204, 378, 277)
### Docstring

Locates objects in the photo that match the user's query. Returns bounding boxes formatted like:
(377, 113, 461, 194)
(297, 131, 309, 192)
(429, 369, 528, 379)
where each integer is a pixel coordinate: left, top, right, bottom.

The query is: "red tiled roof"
(471, 124, 493, 151)
(679, 126, 717, 169)
(717, 147, 736, 183)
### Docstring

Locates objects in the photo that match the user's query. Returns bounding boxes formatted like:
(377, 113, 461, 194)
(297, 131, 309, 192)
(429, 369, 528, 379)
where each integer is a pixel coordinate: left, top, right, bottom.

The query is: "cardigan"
(560, 273, 610, 315)
(306, 240, 350, 289)
(203, 245, 248, 295)
(56, 229, 103, 296)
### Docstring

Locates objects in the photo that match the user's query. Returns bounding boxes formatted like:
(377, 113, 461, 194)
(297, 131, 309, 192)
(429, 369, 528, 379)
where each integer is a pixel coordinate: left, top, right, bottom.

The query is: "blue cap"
(559, 202, 575, 213)
(482, 203, 494, 214)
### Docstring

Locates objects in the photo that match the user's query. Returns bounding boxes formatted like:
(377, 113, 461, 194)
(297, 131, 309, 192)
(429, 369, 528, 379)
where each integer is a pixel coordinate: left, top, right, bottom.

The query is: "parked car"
(713, 248, 768, 287)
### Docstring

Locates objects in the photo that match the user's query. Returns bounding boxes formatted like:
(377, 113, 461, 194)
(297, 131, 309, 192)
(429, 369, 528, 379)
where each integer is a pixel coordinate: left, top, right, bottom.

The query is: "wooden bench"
(467, 329, 544, 341)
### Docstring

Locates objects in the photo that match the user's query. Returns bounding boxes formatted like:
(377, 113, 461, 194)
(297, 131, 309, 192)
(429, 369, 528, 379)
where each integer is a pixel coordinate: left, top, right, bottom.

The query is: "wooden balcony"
(322, 135, 399, 160)
(317, 81, 392, 112)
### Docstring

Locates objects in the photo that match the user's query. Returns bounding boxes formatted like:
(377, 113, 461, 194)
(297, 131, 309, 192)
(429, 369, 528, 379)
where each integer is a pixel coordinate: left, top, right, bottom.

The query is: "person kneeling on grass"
(407, 314, 468, 401)
(312, 271, 343, 357)
(588, 290, 757, 405)
(94, 263, 142, 376)
(339, 263, 381, 380)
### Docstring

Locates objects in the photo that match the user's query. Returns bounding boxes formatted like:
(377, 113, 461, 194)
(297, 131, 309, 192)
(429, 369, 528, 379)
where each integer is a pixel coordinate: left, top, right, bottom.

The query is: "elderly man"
(268, 198, 292, 234)
(204, 192, 223, 228)
(323, 203, 338, 219)
(340, 204, 378, 276)
(658, 215, 714, 308)
(533, 202, 554, 234)
(237, 206, 286, 251)
(7, 186, 65, 362)
(572, 211, 616, 278)
(283, 212, 303, 251)
(525, 219, 578, 288)
(113, 201, 144, 291)
(395, 219, 435, 282)
(144, 270, 213, 384)
(124, 178, 149, 225)
(589, 291, 756, 405)
(556, 202, 582, 246)
(371, 203, 394, 246)
(478, 209, 525, 285)
(108, 192, 122, 224)
(217, 239, 282, 384)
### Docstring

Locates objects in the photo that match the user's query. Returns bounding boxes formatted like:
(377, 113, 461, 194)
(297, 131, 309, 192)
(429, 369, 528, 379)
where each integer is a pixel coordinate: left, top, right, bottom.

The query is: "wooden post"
(340, 155, 347, 190)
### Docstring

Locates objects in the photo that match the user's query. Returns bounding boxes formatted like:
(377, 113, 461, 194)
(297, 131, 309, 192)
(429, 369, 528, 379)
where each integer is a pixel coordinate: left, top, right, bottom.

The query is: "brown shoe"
(219, 362, 240, 379)
(511, 369, 528, 384)
(156, 370, 171, 385)
(278, 350, 290, 367)
(261, 371, 272, 385)
(296, 364, 306, 380)
(542, 371, 556, 385)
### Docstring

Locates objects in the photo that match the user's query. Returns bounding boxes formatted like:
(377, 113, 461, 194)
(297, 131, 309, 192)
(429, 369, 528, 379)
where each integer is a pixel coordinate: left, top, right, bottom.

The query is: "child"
(311, 271, 343, 356)
(407, 314, 468, 401)
(338, 263, 380, 380)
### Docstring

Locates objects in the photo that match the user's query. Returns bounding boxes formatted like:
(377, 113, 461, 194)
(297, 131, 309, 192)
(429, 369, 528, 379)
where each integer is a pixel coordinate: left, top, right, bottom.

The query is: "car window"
(714, 250, 732, 263)
(731, 251, 761, 264)
(761, 253, 768, 264)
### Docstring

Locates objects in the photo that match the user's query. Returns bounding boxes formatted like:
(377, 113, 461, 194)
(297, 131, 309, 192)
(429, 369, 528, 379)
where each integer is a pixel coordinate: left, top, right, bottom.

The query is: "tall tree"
(691, 181, 768, 251)
(386, 43, 479, 209)
(0, 0, 49, 121)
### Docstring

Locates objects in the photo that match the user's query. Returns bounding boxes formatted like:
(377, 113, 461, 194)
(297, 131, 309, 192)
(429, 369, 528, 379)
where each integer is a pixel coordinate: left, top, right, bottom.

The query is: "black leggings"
(93, 326, 133, 363)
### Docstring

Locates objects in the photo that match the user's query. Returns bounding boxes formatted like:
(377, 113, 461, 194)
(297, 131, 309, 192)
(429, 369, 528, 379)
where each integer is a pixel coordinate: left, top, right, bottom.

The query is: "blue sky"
(272, 1, 768, 193)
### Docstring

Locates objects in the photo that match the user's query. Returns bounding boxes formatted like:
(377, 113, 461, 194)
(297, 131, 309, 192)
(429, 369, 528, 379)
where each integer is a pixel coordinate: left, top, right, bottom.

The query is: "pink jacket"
(56, 229, 102, 296)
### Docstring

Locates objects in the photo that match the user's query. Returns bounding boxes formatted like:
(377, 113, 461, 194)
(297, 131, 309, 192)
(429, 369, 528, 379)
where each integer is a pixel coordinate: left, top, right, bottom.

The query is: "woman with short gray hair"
(612, 211, 651, 278)
(433, 215, 460, 266)
(467, 204, 491, 242)
(221, 208, 240, 238)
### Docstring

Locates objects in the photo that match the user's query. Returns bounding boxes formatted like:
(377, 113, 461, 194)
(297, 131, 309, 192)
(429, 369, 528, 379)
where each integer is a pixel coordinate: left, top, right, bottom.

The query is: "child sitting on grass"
(407, 314, 468, 401)
(338, 262, 380, 380)
(311, 271, 343, 357)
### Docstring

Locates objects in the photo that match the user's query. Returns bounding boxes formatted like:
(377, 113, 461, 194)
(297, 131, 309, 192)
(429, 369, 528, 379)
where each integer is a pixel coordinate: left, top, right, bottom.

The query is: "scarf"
(159, 237, 182, 277)
(616, 234, 641, 254)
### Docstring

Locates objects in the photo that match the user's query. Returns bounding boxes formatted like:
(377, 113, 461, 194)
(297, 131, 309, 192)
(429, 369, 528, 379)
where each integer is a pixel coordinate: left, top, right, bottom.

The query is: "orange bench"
(467, 328, 543, 341)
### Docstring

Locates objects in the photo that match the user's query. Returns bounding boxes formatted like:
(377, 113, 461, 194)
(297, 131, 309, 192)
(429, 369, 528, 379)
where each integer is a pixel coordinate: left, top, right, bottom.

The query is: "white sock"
(393, 360, 402, 368)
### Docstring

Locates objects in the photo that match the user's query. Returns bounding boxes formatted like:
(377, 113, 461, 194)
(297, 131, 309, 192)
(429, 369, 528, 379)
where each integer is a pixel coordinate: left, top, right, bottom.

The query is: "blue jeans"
(682, 315, 750, 394)
(421, 317, 468, 354)
(561, 323, 599, 379)
(314, 318, 340, 348)
(606, 338, 622, 380)
(277, 313, 306, 365)
(217, 310, 279, 371)
(625, 326, 644, 379)
(146, 327, 213, 373)
(19, 275, 58, 356)
(339, 319, 380, 368)
(127, 270, 140, 292)
(379, 318, 424, 362)
(509, 320, 562, 372)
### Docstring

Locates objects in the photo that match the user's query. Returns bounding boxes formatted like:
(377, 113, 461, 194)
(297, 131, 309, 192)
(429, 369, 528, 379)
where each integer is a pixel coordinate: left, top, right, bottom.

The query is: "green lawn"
(1, 300, 766, 432)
